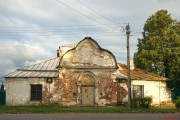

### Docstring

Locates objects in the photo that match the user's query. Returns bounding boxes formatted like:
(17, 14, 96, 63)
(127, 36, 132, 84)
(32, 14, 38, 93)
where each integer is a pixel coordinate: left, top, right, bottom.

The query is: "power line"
(0, 26, 141, 37)
(0, 34, 123, 38)
(0, 25, 123, 36)
(0, 28, 121, 34)
(76, 0, 125, 30)
(55, 0, 122, 32)
(0, 24, 124, 34)
(0, 30, 110, 33)
(0, 28, 139, 38)
(0, 27, 120, 32)
(0, 23, 124, 28)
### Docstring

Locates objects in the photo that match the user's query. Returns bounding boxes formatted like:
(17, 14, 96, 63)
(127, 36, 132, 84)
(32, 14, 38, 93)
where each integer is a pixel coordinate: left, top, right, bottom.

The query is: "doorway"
(78, 72, 97, 106)
(81, 86, 94, 105)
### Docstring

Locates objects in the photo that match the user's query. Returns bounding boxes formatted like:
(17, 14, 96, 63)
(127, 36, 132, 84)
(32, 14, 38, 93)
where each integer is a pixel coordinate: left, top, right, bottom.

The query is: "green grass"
(0, 105, 179, 114)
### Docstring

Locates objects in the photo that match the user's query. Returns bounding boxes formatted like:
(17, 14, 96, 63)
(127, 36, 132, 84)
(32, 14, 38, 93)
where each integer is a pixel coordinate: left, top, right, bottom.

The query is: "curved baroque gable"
(59, 37, 117, 69)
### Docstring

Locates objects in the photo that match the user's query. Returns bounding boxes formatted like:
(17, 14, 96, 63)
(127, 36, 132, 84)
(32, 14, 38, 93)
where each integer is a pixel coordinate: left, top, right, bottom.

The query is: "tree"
(134, 10, 180, 89)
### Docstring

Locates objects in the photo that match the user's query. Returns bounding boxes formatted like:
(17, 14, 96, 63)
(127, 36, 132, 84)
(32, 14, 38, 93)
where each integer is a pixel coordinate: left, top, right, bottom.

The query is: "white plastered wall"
(131, 80, 172, 105)
(5, 78, 52, 105)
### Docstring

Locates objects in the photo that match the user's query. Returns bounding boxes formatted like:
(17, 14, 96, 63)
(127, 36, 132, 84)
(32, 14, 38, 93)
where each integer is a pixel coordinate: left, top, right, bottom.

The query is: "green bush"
(175, 97, 180, 108)
(132, 97, 152, 108)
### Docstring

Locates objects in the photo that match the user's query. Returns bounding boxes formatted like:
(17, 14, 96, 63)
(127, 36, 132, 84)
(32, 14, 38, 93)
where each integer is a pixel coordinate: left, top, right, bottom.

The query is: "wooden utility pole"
(126, 24, 131, 109)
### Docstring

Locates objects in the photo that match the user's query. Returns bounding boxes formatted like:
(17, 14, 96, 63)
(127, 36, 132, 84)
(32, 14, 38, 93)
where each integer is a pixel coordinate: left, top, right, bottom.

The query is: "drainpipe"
(159, 81, 161, 106)
(46, 78, 53, 105)
(49, 83, 50, 105)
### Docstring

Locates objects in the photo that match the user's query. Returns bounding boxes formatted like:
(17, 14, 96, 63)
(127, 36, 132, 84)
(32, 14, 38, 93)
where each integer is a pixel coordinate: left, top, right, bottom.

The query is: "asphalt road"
(0, 113, 179, 120)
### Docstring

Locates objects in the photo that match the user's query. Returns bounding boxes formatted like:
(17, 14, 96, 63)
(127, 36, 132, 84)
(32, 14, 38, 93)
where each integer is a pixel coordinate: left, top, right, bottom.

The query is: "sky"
(0, 0, 179, 82)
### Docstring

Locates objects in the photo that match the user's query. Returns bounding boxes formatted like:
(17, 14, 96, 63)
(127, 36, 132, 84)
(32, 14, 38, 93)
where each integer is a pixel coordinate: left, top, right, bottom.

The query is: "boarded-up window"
(133, 85, 144, 98)
(30, 84, 42, 101)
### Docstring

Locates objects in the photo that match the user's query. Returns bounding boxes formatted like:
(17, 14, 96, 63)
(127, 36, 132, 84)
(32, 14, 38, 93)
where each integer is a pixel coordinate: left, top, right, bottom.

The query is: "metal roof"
(5, 58, 59, 78)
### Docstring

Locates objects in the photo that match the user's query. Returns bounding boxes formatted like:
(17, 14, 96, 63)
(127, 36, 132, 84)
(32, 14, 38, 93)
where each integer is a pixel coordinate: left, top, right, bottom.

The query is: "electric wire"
(55, 0, 122, 32)
(0, 0, 143, 40)
(0, 24, 125, 37)
(76, 0, 125, 31)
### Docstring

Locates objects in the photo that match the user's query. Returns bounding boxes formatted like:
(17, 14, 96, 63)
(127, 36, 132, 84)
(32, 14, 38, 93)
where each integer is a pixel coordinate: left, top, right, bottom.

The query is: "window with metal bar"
(30, 84, 42, 101)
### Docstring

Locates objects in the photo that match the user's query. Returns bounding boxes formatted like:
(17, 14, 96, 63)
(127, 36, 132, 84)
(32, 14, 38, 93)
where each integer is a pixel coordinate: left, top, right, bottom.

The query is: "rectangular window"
(30, 84, 42, 101)
(133, 85, 144, 98)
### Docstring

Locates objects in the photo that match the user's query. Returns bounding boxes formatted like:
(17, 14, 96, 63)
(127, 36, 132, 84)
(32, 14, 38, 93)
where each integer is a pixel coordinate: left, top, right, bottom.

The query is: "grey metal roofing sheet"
(6, 70, 58, 78)
(38, 72, 50, 77)
(16, 71, 29, 77)
(45, 58, 54, 70)
(21, 58, 59, 71)
(48, 72, 58, 77)
(8, 71, 23, 77)
(5, 70, 18, 77)
(5, 58, 59, 78)
(22, 71, 34, 77)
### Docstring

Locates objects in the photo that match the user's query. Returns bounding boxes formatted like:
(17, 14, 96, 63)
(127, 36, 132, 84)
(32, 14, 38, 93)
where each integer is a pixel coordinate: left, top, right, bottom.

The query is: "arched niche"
(76, 71, 99, 106)
(77, 71, 98, 86)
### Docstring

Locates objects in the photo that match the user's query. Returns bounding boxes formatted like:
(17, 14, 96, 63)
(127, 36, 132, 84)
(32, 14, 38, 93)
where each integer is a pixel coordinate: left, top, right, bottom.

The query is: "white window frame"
(132, 85, 144, 98)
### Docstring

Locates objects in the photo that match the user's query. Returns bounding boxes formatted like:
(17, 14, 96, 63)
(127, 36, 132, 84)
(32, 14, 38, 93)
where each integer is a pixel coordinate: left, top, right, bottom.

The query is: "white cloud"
(0, 0, 179, 78)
